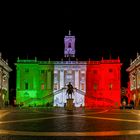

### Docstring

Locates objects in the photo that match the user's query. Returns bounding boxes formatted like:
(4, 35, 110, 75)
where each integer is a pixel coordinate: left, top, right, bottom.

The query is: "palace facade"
(126, 53, 140, 107)
(0, 52, 12, 107)
(16, 32, 121, 108)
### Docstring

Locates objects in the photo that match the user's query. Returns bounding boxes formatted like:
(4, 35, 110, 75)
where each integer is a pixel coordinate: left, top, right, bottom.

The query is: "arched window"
(68, 42, 71, 48)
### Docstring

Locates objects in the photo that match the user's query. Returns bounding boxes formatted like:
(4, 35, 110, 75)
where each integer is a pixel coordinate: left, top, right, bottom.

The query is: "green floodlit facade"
(16, 59, 54, 106)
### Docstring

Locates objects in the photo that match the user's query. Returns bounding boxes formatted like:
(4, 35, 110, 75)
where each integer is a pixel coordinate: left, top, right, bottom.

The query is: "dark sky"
(0, 2, 140, 92)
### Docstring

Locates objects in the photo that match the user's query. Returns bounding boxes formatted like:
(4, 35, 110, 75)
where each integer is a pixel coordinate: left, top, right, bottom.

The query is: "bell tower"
(64, 30, 75, 58)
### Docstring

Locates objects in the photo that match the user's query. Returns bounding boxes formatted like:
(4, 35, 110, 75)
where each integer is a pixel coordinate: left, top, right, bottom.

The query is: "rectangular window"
(41, 70, 45, 74)
(81, 83, 84, 91)
(67, 70, 72, 74)
(54, 74, 58, 81)
(41, 84, 45, 90)
(109, 83, 113, 90)
(81, 71, 85, 74)
(25, 69, 29, 72)
(54, 83, 57, 90)
(25, 83, 28, 90)
(93, 70, 97, 74)
(94, 83, 97, 90)
(109, 69, 113, 72)
(81, 73, 85, 77)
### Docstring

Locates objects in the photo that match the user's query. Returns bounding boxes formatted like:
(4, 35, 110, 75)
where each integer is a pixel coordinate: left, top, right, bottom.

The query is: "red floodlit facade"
(85, 58, 122, 108)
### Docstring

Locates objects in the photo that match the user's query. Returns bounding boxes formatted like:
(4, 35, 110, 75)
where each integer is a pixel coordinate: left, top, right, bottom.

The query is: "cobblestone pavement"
(0, 107, 140, 140)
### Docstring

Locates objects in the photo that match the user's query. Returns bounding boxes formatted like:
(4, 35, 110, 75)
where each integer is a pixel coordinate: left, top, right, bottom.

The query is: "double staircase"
(22, 88, 85, 107)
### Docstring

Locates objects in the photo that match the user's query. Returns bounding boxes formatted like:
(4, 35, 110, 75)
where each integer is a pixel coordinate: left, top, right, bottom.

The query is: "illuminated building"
(16, 31, 121, 108)
(85, 58, 121, 108)
(0, 52, 12, 108)
(126, 53, 140, 107)
(53, 31, 86, 107)
(15, 59, 54, 106)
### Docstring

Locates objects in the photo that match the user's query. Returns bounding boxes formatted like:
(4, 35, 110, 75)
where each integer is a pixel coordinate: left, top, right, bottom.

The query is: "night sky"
(0, 3, 140, 97)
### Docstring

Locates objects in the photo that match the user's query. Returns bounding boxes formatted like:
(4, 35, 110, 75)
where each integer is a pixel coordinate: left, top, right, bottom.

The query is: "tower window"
(68, 42, 71, 48)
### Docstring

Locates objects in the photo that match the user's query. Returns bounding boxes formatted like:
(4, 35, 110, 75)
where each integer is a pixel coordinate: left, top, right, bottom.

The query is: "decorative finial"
(102, 57, 104, 60)
(130, 59, 132, 64)
(137, 52, 139, 57)
(109, 54, 112, 60)
(6, 59, 8, 63)
(35, 57, 37, 61)
(0, 52, 2, 58)
(118, 56, 120, 60)
(68, 30, 71, 36)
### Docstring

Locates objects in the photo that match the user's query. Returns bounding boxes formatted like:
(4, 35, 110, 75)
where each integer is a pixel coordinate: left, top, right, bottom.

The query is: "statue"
(66, 82, 74, 99)
(64, 82, 77, 111)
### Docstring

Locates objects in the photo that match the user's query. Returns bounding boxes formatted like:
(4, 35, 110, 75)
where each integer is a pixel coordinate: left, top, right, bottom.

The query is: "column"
(138, 70, 140, 88)
(5, 73, 9, 103)
(75, 70, 79, 89)
(7, 74, 9, 101)
(60, 70, 64, 89)
(59, 69, 64, 106)
(0, 68, 2, 90)
(129, 74, 133, 90)
(47, 70, 51, 89)
(136, 68, 140, 88)
(16, 67, 20, 90)
(131, 72, 135, 90)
